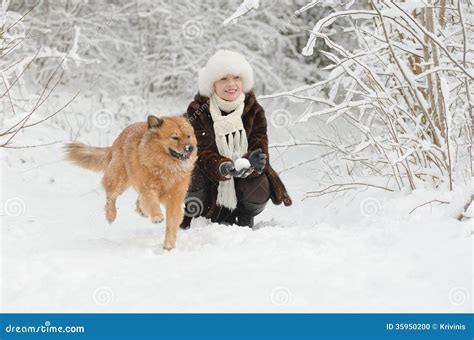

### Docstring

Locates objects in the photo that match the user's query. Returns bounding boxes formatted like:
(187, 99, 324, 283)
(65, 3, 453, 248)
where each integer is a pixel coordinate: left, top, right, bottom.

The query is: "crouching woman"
(181, 50, 292, 229)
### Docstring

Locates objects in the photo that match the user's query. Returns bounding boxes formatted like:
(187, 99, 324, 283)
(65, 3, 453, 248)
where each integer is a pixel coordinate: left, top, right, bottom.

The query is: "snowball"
(234, 158, 251, 171)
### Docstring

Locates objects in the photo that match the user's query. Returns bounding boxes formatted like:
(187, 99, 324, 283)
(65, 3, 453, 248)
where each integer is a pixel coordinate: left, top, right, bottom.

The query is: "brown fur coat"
(185, 91, 291, 222)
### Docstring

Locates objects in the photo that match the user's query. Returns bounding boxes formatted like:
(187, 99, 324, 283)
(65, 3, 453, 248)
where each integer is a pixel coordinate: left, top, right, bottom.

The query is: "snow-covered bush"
(302, 0, 472, 193)
(0, 0, 78, 147)
(2, 0, 326, 143)
(8, 0, 319, 101)
(238, 0, 473, 194)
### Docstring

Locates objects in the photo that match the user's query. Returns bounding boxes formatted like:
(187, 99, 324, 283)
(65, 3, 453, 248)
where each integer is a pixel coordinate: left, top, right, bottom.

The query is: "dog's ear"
(147, 115, 164, 130)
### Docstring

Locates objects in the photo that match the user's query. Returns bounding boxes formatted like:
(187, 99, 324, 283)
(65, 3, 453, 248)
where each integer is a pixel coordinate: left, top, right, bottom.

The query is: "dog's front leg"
(163, 191, 186, 250)
(138, 190, 164, 223)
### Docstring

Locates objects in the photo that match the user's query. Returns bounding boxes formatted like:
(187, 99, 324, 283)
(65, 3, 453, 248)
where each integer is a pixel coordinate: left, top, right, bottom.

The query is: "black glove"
(234, 167, 254, 178)
(219, 161, 254, 179)
(247, 148, 267, 174)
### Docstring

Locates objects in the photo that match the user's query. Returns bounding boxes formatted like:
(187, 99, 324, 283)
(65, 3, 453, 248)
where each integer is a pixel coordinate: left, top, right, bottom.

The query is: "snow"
(1, 123, 471, 313)
(1, 0, 472, 314)
(420, 140, 431, 152)
(234, 157, 251, 171)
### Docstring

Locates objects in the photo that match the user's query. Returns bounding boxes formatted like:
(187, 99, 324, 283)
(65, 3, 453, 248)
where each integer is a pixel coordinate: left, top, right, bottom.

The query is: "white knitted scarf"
(209, 92, 248, 210)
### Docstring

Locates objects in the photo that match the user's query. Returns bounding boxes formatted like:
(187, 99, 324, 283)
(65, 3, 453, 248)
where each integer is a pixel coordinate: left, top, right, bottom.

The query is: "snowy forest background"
(0, 0, 472, 312)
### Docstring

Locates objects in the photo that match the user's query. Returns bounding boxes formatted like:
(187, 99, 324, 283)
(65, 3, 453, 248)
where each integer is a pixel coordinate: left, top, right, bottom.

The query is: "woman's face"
(213, 74, 243, 101)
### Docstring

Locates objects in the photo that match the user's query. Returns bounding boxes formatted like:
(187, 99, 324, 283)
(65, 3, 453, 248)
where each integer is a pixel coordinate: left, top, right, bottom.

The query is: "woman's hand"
(219, 161, 253, 178)
(219, 148, 267, 179)
(247, 148, 267, 174)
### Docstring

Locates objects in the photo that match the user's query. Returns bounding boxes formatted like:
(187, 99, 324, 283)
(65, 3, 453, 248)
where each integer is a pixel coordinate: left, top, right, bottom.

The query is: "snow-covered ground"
(1, 115, 472, 313)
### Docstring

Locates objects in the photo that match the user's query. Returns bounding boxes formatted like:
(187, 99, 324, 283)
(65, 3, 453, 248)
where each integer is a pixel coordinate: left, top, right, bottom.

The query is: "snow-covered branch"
(265, 0, 473, 193)
(223, 0, 260, 26)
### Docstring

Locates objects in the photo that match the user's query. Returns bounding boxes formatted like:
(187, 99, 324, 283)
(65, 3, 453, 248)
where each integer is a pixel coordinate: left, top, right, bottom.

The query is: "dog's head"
(147, 115, 197, 162)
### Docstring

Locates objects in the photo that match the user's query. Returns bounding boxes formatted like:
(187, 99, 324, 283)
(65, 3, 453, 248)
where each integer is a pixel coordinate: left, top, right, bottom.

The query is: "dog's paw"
(136, 207, 147, 217)
(163, 236, 176, 250)
(151, 215, 164, 224)
(163, 242, 175, 251)
(135, 200, 148, 217)
(105, 210, 116, 224)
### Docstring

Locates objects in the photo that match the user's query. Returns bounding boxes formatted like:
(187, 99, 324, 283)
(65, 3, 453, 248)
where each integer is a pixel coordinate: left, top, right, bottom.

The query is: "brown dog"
(64, 115, 197, 250)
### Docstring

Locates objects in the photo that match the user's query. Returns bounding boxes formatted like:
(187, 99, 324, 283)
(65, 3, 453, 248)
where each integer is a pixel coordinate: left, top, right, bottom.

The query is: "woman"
(181, 50, 292, 229)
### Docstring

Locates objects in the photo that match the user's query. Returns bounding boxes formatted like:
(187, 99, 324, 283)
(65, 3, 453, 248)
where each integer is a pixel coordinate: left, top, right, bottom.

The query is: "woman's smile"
(213, 74, 243, 101)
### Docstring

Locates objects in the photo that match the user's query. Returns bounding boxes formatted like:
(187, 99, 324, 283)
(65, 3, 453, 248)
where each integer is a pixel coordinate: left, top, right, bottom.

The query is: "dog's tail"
(64, 142, 112, 172)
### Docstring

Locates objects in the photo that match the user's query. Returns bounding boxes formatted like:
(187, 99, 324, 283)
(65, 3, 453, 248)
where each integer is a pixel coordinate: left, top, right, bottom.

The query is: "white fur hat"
(198, 50, 254, 97)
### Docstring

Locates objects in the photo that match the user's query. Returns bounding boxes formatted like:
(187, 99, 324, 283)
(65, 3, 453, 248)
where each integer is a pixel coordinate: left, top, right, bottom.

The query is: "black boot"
(180, 188, 208, 230)
(180, 216, 192, 230)
(236, 200, 267, 228)
(237, 214, 254, 228)
(222, 210, 237, 226)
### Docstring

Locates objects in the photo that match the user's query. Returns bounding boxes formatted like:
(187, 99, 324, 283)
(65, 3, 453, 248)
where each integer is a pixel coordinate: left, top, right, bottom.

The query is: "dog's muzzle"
(169, 144, 194, 161)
